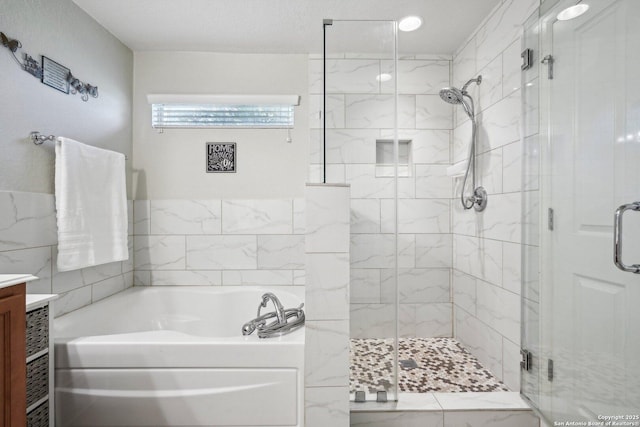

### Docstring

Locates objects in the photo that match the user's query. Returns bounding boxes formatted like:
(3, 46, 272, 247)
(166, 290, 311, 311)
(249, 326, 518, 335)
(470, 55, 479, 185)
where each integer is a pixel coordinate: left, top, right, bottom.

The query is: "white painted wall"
(132, 52, 309, 199)
(0, 0, 133, 195)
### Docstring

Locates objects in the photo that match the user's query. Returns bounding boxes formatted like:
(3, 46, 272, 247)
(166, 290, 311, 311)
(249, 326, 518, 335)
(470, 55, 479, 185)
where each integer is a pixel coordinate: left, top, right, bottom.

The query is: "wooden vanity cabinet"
(0, 282, 27, 427)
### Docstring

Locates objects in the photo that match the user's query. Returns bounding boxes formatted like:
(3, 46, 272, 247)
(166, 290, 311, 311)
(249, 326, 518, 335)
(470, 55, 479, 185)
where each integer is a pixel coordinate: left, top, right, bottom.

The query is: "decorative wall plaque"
(206, 143, 236, 173)
(23, 54, 42, 79)
(41, 56, 69, 94)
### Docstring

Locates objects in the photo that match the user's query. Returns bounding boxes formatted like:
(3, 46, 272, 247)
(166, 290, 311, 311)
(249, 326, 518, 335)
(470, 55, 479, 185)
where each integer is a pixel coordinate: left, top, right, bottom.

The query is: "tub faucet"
(242, 293, 305, 338)
(261, 292, 285, 325)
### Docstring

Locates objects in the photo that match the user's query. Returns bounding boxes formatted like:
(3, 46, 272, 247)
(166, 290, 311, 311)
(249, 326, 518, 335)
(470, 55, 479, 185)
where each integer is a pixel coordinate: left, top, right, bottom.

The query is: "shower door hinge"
(521, 48, 533, 70)
(520, 349, 533, 371)
(541, 54, 554, 79)
(548, 359, 554, 382)
(548, 208, 554, 231)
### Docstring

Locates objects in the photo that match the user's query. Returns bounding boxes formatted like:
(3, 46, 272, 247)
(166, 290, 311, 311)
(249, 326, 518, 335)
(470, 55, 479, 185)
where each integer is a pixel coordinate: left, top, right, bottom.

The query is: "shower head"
(439, 87, 464, 105)
(440, 86, 474, 118)
(439, 75, 483, 104)
(440, 76, 487, 212)
(439, 75, 482, 118)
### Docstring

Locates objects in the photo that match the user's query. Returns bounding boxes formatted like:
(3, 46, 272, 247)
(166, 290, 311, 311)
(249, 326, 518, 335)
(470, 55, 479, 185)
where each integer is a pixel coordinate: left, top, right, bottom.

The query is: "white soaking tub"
(54, 286, 305, 427)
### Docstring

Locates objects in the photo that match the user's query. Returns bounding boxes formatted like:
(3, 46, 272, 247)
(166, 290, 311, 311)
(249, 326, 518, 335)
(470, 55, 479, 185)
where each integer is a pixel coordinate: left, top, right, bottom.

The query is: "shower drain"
(399, 359, 418, 370)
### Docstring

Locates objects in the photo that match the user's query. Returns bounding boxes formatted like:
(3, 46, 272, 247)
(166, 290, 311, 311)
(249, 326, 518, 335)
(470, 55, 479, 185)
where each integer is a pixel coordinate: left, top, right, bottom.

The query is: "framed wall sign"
(41, 56, 70, 94)
(206, 142, 236, 173)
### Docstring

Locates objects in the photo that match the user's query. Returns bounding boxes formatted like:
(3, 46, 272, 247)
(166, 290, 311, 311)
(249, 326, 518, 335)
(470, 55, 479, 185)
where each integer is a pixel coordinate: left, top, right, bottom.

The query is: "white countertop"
(0, 274, 38, 290)
(26, 294, 58, 311)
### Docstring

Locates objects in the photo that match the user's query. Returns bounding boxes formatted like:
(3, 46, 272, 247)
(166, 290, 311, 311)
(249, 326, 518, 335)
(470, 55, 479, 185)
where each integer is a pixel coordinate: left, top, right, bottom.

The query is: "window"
(151, 104, 295, 129)
(148, 94, 299, 129)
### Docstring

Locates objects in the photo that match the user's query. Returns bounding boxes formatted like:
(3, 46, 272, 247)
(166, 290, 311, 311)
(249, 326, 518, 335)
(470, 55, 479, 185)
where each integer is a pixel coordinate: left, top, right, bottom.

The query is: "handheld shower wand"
(439, 75, 487, 212)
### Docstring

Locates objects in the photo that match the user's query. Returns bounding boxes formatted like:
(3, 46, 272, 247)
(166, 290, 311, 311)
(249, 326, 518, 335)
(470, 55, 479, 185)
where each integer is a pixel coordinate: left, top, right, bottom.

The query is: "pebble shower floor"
(350, 337, 510, 393)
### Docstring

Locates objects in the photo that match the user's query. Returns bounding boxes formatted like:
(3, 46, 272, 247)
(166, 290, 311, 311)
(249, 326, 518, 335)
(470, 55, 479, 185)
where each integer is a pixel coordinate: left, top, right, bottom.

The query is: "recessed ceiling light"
(557, 3, 589, 21)
(399, 16, 423, 32)
(376, 73, 392, 82)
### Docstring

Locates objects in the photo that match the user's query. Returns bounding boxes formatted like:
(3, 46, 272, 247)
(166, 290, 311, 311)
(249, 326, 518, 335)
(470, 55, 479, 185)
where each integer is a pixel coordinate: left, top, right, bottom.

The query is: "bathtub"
(54, 286, 305, 427)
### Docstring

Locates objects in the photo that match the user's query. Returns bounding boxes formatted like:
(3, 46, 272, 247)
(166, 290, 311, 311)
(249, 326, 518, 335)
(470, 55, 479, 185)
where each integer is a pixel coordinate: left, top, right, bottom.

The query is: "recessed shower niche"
(375, 139, 411, 177)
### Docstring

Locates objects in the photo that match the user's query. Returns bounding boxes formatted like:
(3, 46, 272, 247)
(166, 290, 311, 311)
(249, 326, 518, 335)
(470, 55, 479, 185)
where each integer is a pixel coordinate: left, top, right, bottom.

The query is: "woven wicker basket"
(27, 401, 49, 427)
(26, 306, 49, 358)
(26, 354, 49, 408)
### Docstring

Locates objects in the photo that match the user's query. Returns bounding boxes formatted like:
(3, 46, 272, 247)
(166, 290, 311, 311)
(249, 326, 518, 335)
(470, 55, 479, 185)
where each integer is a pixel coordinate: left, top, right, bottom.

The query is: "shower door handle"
(614, 202, 640, 273)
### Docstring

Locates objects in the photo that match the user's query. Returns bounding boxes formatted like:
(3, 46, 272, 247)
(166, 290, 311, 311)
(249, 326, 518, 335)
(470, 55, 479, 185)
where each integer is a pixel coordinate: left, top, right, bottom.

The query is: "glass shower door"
(321, 20, 399, 402)
(532, 0, 640, 422)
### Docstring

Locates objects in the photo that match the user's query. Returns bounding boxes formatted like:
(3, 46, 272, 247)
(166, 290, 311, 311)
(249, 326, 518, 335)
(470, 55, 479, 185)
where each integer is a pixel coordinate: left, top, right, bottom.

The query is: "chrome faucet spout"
(260, 292, 286, 324)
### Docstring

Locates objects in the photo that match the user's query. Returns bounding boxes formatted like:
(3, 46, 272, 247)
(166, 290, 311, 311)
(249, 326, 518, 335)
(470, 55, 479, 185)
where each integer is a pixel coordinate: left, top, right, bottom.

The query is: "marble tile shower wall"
(132, 199, 305, 288)
(0, 191, 134, 317)
(450, 0, 540, 392)
(304, 184, 350, 427)
(308, 54, 455, 339)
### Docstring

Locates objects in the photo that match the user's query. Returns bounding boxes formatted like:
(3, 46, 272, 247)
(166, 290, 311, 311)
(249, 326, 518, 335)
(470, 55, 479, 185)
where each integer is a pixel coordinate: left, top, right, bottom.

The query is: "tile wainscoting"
(132, 198, 305, 290)
(0, 191, 134, 317)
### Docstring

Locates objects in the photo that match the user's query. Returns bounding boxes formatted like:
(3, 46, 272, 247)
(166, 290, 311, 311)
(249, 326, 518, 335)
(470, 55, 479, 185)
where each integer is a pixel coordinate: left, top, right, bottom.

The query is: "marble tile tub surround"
(0, 191, 134, 317)
(451, 0, 541, 393)
(308, 54, 455, 340)
(133, 198, 306, 287)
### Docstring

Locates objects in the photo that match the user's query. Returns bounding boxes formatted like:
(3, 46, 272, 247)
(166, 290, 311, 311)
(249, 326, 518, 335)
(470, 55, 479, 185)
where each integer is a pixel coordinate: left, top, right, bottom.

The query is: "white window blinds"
(152, 104, 295, 129)
(148, 94, 299, 129)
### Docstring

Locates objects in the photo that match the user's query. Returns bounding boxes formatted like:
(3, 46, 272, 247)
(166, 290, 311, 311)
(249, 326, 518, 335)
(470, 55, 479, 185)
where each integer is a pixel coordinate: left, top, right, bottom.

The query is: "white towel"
(55, 137, 128, 272)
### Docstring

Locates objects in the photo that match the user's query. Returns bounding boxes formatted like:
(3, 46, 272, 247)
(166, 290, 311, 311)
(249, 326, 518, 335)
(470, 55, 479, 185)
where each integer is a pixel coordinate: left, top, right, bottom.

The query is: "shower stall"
(314, 19, 511, 404)
(312, 0, 639, 421)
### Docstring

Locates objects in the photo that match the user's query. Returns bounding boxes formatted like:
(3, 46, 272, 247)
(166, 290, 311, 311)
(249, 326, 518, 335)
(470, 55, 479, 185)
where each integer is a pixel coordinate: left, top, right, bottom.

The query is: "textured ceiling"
(72, 0, 502, 54)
